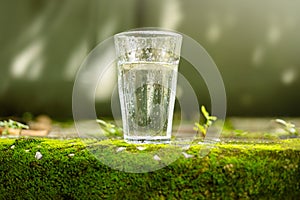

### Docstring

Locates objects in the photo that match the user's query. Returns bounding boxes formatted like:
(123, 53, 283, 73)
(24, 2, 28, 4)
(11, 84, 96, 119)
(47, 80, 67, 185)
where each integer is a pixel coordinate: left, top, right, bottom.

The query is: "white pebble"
(10, 145, 15, 149)
(136, 146, 146, 151)
(68, 153, 75, 157)
(116, 147, 126, 152)
(35, 152, 42, 160)
(153, 155, 161, 161)
(182, 152, 194, 158)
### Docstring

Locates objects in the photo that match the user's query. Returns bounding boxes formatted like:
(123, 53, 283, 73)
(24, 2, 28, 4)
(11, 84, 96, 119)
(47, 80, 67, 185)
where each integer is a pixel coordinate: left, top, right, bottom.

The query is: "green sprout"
(96, 119, 123, 137)
(275, 119, 298, 136)
(194, 106, 217, 137)
(0, 119, 29, 135)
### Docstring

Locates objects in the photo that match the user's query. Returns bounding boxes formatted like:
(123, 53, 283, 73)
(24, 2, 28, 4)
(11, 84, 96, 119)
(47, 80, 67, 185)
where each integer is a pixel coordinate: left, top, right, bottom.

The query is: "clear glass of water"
(114, 30, 182, 144)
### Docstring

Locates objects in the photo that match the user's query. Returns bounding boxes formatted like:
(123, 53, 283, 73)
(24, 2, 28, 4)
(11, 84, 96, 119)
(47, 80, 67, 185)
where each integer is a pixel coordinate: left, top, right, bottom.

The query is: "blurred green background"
(0, 0, 299, 119)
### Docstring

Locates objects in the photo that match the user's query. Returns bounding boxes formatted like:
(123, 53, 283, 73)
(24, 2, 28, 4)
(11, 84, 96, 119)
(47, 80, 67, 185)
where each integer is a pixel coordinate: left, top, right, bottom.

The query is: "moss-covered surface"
(0, 137, 299, 199)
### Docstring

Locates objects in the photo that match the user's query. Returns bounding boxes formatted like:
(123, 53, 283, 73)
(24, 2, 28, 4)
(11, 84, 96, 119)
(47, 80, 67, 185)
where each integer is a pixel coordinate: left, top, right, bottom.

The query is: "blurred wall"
(0, 0, 299, 118)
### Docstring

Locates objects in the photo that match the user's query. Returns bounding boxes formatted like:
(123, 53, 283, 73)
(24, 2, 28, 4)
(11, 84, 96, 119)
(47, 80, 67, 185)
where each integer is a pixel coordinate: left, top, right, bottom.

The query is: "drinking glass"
(114, 30, 182, 144)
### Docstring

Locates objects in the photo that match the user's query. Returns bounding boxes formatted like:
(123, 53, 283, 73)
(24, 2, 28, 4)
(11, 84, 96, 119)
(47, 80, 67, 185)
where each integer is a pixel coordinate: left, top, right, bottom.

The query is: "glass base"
(124, 136, 171, 144)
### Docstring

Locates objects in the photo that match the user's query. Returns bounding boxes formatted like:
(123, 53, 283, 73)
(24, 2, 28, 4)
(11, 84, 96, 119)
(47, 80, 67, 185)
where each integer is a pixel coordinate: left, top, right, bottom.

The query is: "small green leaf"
(96, 119, 108, 126)
(275, 118, 298, 136)
(8, 119, 29, 129)
(201, 106, 210, 120)
(208, 116, 217, 121)
(275, 119, 288, 126)
(96, 119, 123, 137)
(201, 106, 217, 121)
(195, 105, 218, 138)
(0, 119, 29, 130)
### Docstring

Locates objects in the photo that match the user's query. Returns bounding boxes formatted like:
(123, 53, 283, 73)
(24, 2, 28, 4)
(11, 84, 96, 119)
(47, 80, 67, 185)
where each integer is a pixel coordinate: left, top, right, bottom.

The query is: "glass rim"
(114, 30, 182, 39)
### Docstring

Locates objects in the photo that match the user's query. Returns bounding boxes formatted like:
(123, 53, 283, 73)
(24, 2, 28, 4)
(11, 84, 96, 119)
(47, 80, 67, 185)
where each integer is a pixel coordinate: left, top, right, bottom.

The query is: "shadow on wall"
(0, 0, 137, 118)
(0, 0, 299, 118)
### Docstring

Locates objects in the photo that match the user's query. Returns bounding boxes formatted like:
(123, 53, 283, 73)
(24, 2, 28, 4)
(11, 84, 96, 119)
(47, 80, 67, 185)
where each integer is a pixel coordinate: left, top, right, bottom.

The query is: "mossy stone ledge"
(0, 137, 299, 199)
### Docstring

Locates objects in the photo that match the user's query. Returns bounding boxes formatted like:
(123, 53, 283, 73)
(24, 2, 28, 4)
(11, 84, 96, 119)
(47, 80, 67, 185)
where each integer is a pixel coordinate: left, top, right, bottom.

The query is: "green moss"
(0, 137, 299, 199)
